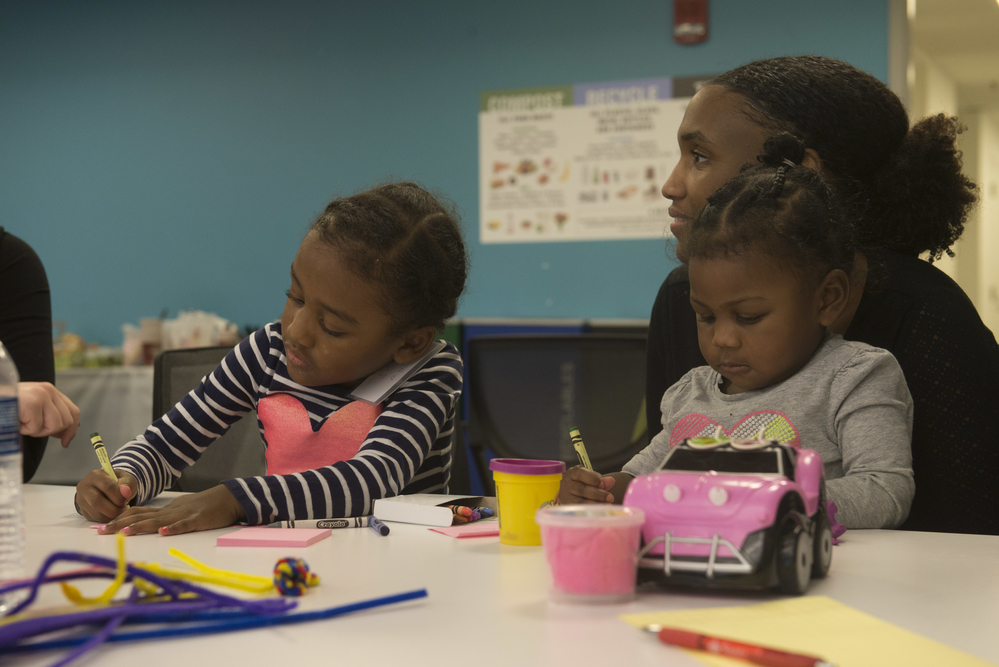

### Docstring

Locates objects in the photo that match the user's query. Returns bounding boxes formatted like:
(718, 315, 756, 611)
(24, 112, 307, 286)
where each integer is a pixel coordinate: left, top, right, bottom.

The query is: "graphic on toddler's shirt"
(258, 394, 383, 475)
(669, 410, 800, 449)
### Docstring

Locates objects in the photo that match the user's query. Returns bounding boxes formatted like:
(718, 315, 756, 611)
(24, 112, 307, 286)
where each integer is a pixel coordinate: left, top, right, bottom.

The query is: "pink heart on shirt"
(258, 393, 383, 475)
(669, 410, 801, 449)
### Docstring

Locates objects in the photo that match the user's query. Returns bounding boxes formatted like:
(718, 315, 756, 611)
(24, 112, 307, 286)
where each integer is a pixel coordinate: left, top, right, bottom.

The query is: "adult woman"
(1, 227, 80, 481)
(646, 56, 998, 535)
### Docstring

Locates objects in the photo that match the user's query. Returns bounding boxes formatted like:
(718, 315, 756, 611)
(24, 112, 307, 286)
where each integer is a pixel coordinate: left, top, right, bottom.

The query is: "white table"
(13, 485, 999, 666)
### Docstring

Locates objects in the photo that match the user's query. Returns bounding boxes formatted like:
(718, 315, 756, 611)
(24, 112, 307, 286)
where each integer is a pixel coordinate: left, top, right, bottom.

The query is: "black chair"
(153, 346, 266, 492)
(466, 334, 649, 495)
(446, 415, 472, 495)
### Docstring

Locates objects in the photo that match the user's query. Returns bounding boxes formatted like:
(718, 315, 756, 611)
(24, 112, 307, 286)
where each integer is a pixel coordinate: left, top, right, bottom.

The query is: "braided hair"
(687, 133, 856, 283)
(710, 56, 978, 260)
(310, 182, 468, 335)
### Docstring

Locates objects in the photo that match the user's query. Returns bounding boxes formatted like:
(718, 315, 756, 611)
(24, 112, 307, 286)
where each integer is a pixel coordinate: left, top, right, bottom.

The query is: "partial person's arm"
(0, 229, 59, 481)
(645, 280, 671, 440)
(18, 381, 79, 446)
(847, 254, 999, 535)
(646, 268, 704, 439)
(827, 349, 915, 529)
(889, 292, 999, 535)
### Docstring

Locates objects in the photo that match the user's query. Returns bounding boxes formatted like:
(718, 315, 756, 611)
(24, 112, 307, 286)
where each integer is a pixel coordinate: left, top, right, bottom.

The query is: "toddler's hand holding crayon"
(76, 468, 138, 523)
(559, 466, 616, 504)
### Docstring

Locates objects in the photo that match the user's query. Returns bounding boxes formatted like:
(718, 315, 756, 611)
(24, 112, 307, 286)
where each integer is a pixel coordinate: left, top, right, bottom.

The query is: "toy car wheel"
(812, 499, 833, 579)
(776, 516, 812, 595)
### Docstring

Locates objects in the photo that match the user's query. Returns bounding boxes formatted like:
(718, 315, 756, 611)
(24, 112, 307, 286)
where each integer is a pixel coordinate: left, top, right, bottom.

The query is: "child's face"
(689, 252, 828, 395)
(281, 234, 406, 388)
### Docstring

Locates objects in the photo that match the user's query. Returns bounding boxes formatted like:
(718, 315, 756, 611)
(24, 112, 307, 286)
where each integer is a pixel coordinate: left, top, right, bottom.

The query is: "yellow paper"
(621, 596, 992, 667)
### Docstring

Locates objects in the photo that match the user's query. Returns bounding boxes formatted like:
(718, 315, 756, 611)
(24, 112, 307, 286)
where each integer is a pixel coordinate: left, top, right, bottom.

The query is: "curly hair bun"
(866, 114, 978, 260)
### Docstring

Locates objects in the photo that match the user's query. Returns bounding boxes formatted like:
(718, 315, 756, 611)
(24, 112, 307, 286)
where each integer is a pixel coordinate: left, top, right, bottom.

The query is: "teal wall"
(0, 1, 890, 345)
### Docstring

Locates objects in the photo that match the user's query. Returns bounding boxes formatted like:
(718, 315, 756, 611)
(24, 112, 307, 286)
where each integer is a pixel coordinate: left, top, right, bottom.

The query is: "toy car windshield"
(658, 446, 787, 476)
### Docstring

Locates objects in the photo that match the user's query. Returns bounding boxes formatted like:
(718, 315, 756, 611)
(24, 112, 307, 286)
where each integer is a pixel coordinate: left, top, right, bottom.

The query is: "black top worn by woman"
(646, 250, 999, 535)
(0, 227, 55, 482)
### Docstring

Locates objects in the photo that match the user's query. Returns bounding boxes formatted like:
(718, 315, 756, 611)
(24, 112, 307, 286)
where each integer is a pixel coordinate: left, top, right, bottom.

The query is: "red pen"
(646, 626, 835, 667)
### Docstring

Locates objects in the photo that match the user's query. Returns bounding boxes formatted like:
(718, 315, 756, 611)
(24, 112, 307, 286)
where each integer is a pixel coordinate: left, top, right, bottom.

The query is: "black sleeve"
(645, 266, 705, 439)
(0, 228, 55, 482)
(848, 253, 999, 535)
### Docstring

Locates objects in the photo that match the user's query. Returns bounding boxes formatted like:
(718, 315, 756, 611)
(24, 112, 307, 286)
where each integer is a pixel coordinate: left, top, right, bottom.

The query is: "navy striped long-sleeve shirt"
(110, 323, 462, 524)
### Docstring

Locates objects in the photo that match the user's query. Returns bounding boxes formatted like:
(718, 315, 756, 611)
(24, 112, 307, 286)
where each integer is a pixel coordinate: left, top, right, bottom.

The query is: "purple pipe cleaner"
(50, 586, 139, 667)
(0, 548, 298, 666)
(0, 550, 294, 620)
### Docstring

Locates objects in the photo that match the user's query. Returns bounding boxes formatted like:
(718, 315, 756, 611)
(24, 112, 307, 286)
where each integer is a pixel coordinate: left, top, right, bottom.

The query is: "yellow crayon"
(569, 427, 593, 471)
(90, 432, 119, 483)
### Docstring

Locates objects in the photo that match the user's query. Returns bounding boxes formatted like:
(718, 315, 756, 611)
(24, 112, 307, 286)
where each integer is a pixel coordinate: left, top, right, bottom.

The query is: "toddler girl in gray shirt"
(561, 134, 914, 529)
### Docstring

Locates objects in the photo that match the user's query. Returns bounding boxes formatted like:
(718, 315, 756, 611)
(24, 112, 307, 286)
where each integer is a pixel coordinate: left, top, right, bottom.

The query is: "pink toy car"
(622, 437, 832, 595)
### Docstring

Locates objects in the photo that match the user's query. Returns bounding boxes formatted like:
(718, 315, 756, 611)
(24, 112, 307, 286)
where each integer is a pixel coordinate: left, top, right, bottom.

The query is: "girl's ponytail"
(757, 133, 808, 198)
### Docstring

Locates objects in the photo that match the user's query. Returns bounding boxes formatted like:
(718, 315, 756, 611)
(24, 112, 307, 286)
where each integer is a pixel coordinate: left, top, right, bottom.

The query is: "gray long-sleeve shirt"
(624, 334, 914, 529)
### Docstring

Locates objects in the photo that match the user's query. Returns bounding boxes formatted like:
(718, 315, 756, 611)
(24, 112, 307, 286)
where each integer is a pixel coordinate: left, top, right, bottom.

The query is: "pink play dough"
(537, 506, 645, 603)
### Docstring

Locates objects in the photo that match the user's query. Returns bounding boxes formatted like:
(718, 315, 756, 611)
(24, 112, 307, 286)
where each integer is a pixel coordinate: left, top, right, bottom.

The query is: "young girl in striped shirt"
(76, 182, 468, 535)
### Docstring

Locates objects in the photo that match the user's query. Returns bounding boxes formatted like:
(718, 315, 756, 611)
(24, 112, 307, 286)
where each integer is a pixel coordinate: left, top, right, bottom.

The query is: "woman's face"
(662, 85, 772, 262)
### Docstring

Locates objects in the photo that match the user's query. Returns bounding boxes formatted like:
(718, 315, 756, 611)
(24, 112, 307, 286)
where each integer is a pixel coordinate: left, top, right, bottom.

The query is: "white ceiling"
(911, 0, 999, 110)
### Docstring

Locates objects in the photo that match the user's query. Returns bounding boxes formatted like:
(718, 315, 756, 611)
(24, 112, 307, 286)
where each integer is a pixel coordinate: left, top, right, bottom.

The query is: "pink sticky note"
(429, 523, 500, 539)
(216, 527, 332, 547)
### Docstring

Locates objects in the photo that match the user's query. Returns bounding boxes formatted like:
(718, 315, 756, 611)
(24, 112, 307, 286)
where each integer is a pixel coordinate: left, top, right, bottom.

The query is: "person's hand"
(97, 485, 247, 536)
(559, 466, 616, 504)
(18, 381, 80, 447)
(76, 469, 138, 522)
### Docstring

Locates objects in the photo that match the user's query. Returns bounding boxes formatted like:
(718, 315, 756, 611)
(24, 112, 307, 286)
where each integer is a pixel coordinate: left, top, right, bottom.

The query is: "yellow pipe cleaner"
(137, 548, 275, 594)
(60, 532, 129, 605)
(56, 536, 313, 611)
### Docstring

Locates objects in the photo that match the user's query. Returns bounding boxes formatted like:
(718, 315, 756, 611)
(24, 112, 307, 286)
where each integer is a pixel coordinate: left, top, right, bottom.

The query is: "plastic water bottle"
(0, 341, 26, 614)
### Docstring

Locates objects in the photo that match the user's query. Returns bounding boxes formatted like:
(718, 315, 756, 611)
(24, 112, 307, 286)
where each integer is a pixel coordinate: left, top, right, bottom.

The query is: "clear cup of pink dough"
(536, 505, 646, 603)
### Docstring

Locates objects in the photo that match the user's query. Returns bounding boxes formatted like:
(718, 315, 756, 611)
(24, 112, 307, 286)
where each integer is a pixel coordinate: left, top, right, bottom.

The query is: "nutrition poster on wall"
(478, 77, 695, 244)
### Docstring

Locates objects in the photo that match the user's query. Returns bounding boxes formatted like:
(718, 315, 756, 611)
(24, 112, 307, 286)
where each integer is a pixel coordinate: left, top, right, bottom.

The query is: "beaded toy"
(272, 557, 319, 596)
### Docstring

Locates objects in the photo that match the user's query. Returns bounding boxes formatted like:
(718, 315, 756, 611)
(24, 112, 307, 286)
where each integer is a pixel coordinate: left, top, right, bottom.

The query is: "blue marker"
(368, 516, 390, 536)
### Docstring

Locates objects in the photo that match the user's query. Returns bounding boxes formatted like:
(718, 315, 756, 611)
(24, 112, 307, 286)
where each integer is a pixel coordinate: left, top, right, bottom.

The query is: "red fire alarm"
(674, 0, 708, 44)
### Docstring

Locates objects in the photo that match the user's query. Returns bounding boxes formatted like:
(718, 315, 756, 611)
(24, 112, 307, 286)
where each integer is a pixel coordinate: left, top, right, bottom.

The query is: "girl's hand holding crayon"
(97, 485, 247, 536)
(77, 468, 247, 535)
(76, 468, 138, 522)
